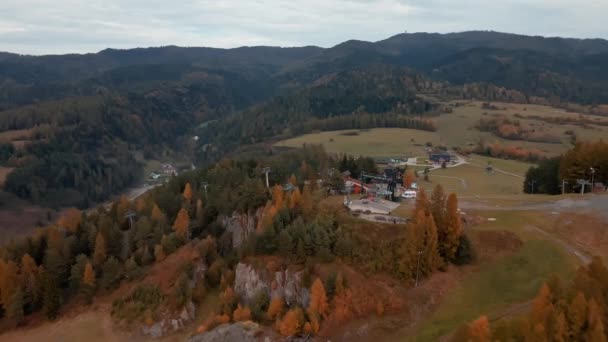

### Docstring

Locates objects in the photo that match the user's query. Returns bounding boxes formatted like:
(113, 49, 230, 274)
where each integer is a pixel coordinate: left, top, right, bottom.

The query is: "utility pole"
(561, 179, 568, 195)
(415, 250, 424, 287)
(590, 167, 596, 192)
(124, 211, 136, 230)
(528, 180, 537, 194)
(201, 181, 209, 197)
(262, 167, 271, 189)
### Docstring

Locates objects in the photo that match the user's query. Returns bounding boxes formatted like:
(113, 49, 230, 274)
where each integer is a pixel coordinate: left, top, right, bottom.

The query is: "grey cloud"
(0, 0, 606, 55)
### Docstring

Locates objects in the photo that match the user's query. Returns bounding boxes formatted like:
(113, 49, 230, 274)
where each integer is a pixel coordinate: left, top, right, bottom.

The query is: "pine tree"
(42, 272, 61, 320)
(301, 185, 314, 219)
(278, 230, 294, 258)
(93, 232, 107, 267)
(82, 262, 95, 304)
(444, 193, 463, 261)
(20, 253, 39, 310)
(173, 208, 190, 240)
(7, 287, 24, 325)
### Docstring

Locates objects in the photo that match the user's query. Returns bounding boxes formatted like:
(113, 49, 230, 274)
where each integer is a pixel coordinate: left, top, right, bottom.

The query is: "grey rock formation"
(220, 208, 263, 248)
(234, 263, 309, 308)
(188, 322, 260, 342)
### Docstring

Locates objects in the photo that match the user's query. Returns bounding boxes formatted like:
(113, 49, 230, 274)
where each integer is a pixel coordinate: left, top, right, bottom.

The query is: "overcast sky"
(2, 0, 608, 55)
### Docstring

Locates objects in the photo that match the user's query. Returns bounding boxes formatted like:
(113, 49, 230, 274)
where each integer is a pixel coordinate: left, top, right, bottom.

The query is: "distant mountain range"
(2, 31, 608, 207)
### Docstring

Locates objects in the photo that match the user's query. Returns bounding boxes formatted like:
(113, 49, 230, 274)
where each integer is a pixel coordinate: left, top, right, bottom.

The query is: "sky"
(1, 0, 608, 55)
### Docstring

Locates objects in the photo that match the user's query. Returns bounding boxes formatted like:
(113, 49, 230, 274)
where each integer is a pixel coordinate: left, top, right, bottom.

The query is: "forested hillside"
(3, 31, 608, 207)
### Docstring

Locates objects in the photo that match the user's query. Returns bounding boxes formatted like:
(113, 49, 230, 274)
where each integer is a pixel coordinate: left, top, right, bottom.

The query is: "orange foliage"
(214, 313, 230, 325)
(404, 170, 415, 188)
(278, 308, 303, 336)
(58, 208, 82, 232)
(151, 204, 165, 223)
(267, 297, 285, 320)
(183, 183, 193, 201)
(154, 244, 166, 262)
(468, 316, 491, 342)
(308, 278, 329, 318)
(83, 262, 95, 287)
(233, 304, 252, 322)
(172, 208, 190, 239)
(93, 232, 106, 267)
(289, 188, 302, 209)
(272, 185, 285, 209)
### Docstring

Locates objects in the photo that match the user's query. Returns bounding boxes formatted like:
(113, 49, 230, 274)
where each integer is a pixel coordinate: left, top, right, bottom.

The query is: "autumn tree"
(151, 204, 166, 224)
(430, 184, 446, 235)
(443, 193, 463, 261)
(289, 188, 302, 209)
(58, 208, 82, 233)
(568, 292, 588, 338)
(93, 232, 107, 267)
(0, 260, 19, 312)
(279, 308, 303, 336)
(20, 253, 40, 309)
(272, 185, 285, 210)
(233, 304, 252, 321)
(467, 316, 491, 342)
(172, 208, 190, 240)
(308, 278, 329, 318)
(183, 182, 193, 202)
(154, 244, 166, 262)
(404, 170, 415, 188)
(267, 297, 285, 320)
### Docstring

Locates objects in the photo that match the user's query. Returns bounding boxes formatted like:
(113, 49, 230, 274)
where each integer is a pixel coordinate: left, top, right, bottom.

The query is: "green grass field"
(275, 128, 439, 157)
(411, 209, 579, 341)
(274, 101, 608, 159)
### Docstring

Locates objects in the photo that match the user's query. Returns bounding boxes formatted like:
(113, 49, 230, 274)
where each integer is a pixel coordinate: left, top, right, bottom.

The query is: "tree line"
(524, 141, 608, 194)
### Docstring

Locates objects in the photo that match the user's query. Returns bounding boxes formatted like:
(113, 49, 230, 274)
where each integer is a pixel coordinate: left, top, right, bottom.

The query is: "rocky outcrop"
(188, 322, 261, 342)
(234, 263, 310, 308)
(141, 260, 207, 339)
(221, 208, 263, 248)
(142, 301, 196, 339)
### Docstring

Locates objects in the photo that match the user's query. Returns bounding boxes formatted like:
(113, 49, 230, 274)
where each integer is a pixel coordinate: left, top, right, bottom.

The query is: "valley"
(0, 30, 607, 342)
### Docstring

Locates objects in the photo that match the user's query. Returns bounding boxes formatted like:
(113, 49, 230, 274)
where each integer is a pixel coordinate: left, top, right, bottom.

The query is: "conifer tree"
(82, 262, 95, 304)
(173, 208, 190, 240)
(444, 193, 463, 261)
(183, 182, 193, 202)
(308, 278, 329, 318)
(93, 232, 107, 267)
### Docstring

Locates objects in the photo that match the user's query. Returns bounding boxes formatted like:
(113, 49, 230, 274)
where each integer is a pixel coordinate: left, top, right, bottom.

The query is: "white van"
(402, 190, 417, 199)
